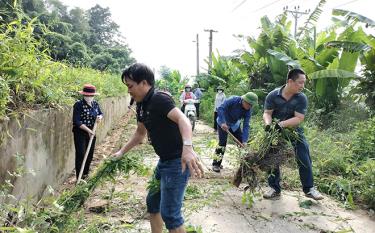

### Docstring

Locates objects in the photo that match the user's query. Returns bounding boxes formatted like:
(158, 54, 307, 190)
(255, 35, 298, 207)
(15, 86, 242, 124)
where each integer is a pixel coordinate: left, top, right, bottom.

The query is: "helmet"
(185, 84, 192, 88)
(216, 86, 224, 91)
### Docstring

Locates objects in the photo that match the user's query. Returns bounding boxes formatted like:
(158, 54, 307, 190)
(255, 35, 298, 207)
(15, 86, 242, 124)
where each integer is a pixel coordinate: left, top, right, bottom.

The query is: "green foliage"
(304, 126, 374, 209)
(267, 49, 300, 68)
(0, 153, 145, 231)
(356, 159, 375, 208)
(155, 66, 186, 98)
(185, 184, 202, 200)
(185, 5, 375, 209)
(0, 76, 10, 116)
(298, 0, 327, 39)
(197, 52, 248, 93)
(299, 200, 313, 209)
(351, 116, 375, 160)
(87, 4, 119, 46)
(198, 88, 216, 125)
(355, 45, 375, 111)
(332, 9, 375, 28)
(325, 41, 371, 53)
(0, 19, 127, 119)
(186, 224, 203, 233)
(146, 172, 161, 195)
(308, 69, 359, 110)
(1, 0, 135, 71)
(309, 69, 359, 80)
(241, 190, 257, 208)
(57, 155, 145, 216)
(233, 14, 293, 94)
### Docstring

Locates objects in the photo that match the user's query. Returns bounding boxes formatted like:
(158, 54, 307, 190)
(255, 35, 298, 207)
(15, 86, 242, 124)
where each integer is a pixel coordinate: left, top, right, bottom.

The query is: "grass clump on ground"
(0, 153, 146, 232)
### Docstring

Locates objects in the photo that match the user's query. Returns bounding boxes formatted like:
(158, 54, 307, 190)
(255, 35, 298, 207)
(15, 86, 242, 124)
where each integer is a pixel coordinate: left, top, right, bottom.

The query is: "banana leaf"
(267, 49, 300, 68)
(309, 69, 359, 80)
(325, 41, 371, 53)
(333, 9, 375, 28)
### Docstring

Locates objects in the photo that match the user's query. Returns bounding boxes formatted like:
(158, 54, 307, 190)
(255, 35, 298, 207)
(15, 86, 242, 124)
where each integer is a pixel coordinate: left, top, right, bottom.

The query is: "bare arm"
(279, 111, 305, 128)
(167, 107, 192, 142)
(167, 107, 204, 177)
(79, 124, 94, 135)
(263, 109, 273, 125)
(113, 122, 147, 157)
(264, 109, 304, 128)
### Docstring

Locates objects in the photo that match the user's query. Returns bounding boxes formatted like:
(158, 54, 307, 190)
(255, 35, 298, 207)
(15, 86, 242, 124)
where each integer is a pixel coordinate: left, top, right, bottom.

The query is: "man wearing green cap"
(212, 92, 258, 172)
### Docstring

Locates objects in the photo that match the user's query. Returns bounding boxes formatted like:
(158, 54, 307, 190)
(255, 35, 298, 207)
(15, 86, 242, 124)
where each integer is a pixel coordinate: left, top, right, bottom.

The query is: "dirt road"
(60, 113, 375, 233)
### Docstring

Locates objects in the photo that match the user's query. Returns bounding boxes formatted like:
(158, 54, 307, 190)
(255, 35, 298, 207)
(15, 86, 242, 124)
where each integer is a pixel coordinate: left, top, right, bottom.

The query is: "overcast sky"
(60, 0, 373, 78)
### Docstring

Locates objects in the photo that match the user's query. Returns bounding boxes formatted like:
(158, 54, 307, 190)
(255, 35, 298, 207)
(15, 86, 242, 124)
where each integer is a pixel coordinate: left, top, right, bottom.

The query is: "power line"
(232, 0, 248, 12)
(232, 0, 296, 14)
(333, 0, 359, 9)
(284, 5, 310, 37)
(252, 0, 282, 13)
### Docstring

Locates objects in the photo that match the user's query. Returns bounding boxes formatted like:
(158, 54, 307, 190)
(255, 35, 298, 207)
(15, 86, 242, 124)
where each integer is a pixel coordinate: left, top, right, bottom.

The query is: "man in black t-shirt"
(113, 63, 204, 233)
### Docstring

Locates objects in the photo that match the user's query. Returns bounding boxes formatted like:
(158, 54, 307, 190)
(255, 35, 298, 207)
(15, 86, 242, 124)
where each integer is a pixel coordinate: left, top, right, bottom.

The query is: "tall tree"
(87, 4, 119, 46)
(67, 7, 90, 42)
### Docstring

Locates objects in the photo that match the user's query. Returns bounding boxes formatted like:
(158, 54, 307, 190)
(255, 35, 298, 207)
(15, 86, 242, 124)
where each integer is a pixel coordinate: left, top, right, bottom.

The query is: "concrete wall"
(0, 96, 129, 201)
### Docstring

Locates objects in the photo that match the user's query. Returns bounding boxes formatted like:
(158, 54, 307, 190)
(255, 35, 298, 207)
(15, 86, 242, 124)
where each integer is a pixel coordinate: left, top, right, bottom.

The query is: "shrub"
(356, 159, 375, 209)
(351, 116, 375, 160)
(0, 19, 127, 119)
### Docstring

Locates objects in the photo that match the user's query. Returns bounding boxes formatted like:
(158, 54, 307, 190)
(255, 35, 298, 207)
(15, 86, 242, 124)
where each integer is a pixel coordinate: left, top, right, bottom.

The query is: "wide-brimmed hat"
(79, 84, 99, 96)
(241, 92, 258, 106)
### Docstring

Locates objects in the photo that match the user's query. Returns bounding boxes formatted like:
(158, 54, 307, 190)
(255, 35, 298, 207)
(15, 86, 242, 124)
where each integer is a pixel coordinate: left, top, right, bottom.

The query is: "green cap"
(241, 92, 258, 106)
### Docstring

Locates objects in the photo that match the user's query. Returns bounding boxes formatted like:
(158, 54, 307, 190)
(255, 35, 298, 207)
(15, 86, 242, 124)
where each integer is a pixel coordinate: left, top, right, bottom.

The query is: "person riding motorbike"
(179, 84, 196, 113)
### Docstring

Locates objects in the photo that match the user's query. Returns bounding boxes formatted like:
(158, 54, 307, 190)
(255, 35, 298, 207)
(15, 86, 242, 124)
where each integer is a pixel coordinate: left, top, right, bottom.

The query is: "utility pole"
(283, 6, 310, 37)
(313, 26, 316, 58)
(204, 29, 218, 74)
(192, 34, 200, 76)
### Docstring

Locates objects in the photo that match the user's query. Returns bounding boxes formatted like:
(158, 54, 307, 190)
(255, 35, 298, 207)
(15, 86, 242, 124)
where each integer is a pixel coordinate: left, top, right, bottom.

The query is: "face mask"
(84, 96, 94, 103)
(185, 88, 191, 92)
(218, 90, 223, 93)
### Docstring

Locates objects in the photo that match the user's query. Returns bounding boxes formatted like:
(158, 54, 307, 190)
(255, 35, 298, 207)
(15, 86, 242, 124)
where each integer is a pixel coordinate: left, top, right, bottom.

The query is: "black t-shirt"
(136, 88, 182, 161)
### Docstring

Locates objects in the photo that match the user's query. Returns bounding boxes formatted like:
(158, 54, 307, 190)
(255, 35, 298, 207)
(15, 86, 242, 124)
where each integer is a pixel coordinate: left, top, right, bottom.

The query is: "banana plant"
(309, 69, 359, 99)
(332, 9, 375, 28)
(229, 4, 371, 112)
(331, 9, 375, 111)
(197, 52, 248, 95)
(231, 14, 295, 92)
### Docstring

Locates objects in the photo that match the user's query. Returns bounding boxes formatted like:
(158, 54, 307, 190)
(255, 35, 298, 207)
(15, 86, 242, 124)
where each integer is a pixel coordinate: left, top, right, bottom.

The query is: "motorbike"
(183, 99, 198, 130)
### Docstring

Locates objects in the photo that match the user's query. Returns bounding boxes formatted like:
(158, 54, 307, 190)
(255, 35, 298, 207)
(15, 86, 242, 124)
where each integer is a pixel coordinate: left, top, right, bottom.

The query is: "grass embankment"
(0, 20, 127, 119)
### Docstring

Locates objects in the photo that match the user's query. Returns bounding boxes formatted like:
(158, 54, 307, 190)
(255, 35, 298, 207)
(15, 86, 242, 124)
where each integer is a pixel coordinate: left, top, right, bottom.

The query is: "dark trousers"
(194, 103, 200, 118)
(212, 126, 242, 167)
(213, 112, 218, 130)
(73, 129, 96, 179)
(180, 105, 185, 114)
(268, 134, 314, 194)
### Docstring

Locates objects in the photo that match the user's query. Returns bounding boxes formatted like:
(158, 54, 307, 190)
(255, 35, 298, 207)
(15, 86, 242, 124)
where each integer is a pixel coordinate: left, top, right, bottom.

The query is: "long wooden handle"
(227, 130, 245, 148)
(77, 121, 98, 184)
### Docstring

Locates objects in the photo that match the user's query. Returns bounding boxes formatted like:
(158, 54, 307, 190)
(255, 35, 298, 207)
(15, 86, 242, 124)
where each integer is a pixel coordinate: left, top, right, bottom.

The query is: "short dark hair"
(121, 63, 155, 86)
(287, 68, 306, 81)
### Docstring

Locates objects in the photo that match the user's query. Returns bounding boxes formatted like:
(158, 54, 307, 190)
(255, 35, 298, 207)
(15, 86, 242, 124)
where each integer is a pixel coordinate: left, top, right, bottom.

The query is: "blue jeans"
(146, 158, 190, 230)
(212, 126, 242, 166)
(268, 133, 314, 194)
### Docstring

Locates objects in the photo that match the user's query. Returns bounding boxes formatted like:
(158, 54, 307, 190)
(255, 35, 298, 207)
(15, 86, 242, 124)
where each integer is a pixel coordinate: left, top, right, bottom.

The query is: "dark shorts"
(146, 158, 190, 230)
